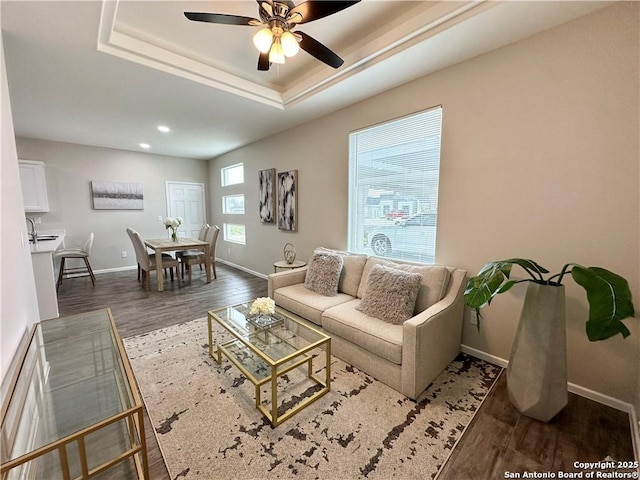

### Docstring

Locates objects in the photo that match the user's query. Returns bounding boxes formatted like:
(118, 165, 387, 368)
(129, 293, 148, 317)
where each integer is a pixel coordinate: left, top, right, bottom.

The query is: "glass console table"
(1, 309, 148, 479)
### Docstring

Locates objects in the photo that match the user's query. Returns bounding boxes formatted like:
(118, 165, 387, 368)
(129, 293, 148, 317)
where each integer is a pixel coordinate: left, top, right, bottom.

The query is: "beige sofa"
(267, 250, 467, 400)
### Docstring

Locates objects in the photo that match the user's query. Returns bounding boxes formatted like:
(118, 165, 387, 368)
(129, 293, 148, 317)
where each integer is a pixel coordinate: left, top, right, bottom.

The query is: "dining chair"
(180, 225, 220, 283)
(130, 231, 180, 290)
(177, 224, 210, 276)
(176, 223, 210, 263)
(126, 227, 177, 282)
(55, 233, 96, 290)
(126, 227, 142, 281)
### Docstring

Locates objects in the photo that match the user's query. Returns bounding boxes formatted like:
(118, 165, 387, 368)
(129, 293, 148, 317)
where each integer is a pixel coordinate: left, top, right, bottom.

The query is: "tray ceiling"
(2, 1, 609, 159)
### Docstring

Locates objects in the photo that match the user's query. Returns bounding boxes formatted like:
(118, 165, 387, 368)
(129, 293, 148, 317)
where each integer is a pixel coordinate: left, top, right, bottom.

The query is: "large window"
(221, 163, 245, 245)
(348, 106, 443, 264)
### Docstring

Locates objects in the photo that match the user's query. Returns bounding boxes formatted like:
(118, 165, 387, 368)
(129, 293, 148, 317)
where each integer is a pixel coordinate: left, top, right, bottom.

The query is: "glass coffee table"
(207, 302, 331, 426)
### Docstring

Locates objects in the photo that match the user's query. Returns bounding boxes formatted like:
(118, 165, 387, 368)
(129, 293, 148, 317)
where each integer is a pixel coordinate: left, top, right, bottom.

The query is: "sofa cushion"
(322, 299, 403, 365)
(357, 257, 451, 313)
(355, 264, 422, 324)
(316, 247, 367, 297)
(304, 250, 344, 296)
(274, 284, 353, 326)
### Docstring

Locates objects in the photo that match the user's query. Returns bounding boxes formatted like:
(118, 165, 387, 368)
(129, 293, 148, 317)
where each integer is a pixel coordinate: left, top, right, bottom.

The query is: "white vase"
(256, 314, 272, 327)
(507, 282, 568, 422)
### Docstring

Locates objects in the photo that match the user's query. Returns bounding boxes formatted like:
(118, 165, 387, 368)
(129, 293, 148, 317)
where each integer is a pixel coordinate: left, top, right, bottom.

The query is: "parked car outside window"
(368, 213, 437, 262)
(384, 210, 407, 220)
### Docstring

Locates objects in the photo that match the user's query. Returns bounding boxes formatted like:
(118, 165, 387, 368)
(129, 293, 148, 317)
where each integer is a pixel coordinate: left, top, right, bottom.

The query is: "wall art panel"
(91, 181, 144, 210)
(258, 168, 275, 223)
(277, 170, 297, 231)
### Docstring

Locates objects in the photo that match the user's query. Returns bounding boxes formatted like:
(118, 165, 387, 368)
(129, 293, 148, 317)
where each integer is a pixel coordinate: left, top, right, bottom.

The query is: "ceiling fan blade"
(288, 1, 360, 24)
(184, 12, 260, 26)
(257, 0, 273, 22)
(297, 31, 344, 68)
(257, 52, 270, 71)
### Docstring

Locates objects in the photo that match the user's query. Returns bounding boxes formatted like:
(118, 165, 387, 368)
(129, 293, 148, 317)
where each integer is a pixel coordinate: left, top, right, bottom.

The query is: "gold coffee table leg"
(207, 314, 214, 358)
(271, 364, 279, 426)
(208, 313, 223, 364)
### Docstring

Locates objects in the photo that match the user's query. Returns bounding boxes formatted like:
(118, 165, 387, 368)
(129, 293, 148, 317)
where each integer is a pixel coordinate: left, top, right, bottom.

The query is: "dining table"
(143, 237, 211, 291)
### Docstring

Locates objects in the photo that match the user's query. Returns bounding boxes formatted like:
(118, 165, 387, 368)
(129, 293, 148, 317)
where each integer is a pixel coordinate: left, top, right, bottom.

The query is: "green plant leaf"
(570, 266, 634, 341)
(464, 261, 512, 308)
(504, 258, 550, 281)
(465, 258, 634, 343)
(464, 259, 546, 309)
(497, 280, 518, 294)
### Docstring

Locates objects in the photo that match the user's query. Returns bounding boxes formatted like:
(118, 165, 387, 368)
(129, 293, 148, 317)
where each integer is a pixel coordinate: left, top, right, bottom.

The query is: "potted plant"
(464, 258, 634, 422)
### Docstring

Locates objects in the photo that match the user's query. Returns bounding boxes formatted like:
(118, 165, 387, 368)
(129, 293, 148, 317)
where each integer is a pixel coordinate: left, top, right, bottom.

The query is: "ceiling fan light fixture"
(269, 39, 285, 64)
(281, 31, 300, 57)
(185, 0, 362, 71)
(253, 27, 273, 53)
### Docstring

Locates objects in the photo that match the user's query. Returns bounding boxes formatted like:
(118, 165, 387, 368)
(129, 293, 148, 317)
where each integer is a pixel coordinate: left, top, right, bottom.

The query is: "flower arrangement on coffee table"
(249, 297, 277, 327)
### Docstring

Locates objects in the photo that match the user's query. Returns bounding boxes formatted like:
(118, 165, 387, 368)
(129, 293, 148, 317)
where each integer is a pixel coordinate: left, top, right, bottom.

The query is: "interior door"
(166, 182, 206, 238)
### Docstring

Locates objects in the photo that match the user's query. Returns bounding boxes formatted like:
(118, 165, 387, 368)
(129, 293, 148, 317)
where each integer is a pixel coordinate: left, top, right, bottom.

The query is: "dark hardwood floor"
(57, 263, 268, 338)
(438, 372, 636, 479)
(56, 265, 635, 480)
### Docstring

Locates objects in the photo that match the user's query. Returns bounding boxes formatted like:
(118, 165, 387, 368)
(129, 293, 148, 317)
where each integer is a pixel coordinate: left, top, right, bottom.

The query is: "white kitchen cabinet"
(19, 160, 50, 212)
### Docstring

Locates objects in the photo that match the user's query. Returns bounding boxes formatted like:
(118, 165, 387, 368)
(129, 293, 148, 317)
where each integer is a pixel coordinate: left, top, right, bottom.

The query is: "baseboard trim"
(461, 344, 634, 412)
(215, 258, 267, 279)
(93, 265, 137, 275)
(94, 260, 268, 278)
(461, 345, 508, 369)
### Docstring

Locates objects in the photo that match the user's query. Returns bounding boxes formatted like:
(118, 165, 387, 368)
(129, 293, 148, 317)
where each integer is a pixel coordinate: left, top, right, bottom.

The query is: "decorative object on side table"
(249, 296, 278, 328)
(164, 216, 183, 241)
(464, 258, 634, 422)
(283, 243, 296, 264)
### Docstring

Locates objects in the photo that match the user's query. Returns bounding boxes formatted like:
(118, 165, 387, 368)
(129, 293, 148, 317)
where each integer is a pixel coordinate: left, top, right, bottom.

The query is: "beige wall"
(1, 31, 40, 383)
(210, 3, 639, 404)
(15, 138, 210, 271)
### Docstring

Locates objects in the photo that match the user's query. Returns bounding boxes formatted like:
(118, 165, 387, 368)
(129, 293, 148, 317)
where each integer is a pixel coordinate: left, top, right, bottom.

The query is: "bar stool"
(56, 233, 96, 290)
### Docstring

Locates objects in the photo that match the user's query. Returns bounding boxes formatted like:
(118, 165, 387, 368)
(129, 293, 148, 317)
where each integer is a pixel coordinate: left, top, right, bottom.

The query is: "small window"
(222, 194, 245, 214)
(221, 163, 244, 186)
(223, 223, 246, 245)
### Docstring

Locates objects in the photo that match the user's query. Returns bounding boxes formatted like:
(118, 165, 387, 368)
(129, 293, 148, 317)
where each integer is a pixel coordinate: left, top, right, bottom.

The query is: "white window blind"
(348, 106, 443, 264)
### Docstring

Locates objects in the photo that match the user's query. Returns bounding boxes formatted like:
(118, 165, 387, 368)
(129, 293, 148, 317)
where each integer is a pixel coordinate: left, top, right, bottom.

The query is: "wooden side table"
(273, 260, 306, 272)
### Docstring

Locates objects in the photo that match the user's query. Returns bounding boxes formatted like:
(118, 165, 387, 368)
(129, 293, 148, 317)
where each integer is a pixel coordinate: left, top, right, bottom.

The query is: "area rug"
(123, 318, 502, 480)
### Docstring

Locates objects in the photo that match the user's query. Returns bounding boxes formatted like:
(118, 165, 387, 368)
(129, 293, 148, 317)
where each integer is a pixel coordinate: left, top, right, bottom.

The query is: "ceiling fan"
(184, 0, 360, 71)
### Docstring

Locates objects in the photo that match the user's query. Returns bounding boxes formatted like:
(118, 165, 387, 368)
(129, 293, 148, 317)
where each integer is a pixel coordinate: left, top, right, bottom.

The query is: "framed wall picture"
(258, 168, 276, 223)
(91, 181, 144, 210)
(277, 170, 298, 231)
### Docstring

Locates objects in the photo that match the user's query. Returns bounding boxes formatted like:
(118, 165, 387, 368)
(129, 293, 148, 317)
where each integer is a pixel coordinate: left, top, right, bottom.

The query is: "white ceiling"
(1, 1, 609, 160)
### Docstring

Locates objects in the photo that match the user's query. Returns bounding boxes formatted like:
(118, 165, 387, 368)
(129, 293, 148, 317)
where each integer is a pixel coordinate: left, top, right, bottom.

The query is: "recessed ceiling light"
(157, 125, 171, 133)
(139, 143, 151, 149)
